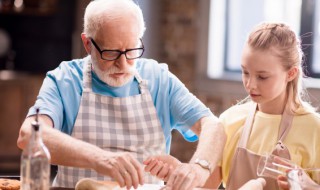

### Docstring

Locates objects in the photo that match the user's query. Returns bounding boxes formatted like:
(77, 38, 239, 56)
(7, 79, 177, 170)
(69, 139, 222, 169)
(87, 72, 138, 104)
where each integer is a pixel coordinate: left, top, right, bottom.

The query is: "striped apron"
(53, 58, 166, 187)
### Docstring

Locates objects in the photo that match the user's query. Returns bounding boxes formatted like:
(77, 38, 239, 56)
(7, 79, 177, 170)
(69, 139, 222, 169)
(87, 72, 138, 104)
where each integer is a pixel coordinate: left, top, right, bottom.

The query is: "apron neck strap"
(239, 101, 294, 148)
(134, 72, 148, 94)
(83, 56, 93, 92)
(83, 57, 148, 94)
(238, 102, 257, 148)
(277, 110, 294, 141)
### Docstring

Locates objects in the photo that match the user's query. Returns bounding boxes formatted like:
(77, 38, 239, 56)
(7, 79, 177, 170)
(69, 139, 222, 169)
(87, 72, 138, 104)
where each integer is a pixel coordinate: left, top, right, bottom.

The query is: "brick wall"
(160, 0, 198, 91)
(159, 0, 224, 162)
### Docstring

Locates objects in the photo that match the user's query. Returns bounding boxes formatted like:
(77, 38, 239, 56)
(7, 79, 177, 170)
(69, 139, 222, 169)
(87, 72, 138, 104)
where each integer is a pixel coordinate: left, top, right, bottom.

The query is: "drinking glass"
(257, 154, 298, 179)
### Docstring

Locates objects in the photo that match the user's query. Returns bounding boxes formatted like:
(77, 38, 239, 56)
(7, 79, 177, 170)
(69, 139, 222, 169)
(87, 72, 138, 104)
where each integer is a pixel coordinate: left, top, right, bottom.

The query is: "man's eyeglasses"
(90, 38, 144, 61)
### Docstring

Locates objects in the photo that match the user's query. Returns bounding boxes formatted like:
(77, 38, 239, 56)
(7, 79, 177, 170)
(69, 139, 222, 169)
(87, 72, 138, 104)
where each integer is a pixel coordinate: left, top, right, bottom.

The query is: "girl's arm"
(143, 155, 181, 181)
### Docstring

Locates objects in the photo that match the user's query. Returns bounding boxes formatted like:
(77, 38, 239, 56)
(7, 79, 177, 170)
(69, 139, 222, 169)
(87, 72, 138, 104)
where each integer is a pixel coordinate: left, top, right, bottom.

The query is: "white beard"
(92, 61, 136, 87)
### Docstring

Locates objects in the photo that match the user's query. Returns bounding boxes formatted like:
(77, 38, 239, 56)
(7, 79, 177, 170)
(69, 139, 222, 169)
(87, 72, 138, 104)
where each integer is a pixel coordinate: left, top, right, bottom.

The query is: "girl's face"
(241, 46, 291, 114)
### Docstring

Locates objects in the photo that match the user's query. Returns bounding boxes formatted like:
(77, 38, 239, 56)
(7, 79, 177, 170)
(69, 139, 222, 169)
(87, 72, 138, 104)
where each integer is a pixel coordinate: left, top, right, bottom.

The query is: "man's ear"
(287, 66, 298, 81)
(81, 33, 91, 54)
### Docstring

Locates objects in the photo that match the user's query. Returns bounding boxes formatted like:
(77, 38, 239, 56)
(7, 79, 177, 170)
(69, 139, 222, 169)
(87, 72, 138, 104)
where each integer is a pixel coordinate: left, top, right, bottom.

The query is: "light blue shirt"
(28, 57, 213, 153)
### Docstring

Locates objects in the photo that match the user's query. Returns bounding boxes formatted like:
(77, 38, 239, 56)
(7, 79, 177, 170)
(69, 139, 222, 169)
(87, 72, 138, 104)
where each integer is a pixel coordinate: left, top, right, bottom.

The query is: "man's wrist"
(193, 158, 212, 174)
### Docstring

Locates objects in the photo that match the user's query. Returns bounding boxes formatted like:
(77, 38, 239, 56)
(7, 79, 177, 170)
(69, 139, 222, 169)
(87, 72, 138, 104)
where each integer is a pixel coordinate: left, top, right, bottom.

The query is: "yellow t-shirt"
(220, 102, 320, 185)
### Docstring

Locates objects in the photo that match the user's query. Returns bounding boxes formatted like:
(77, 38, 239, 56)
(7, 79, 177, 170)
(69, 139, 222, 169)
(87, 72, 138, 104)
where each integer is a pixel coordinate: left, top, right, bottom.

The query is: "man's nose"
(115, 54, 128, 70)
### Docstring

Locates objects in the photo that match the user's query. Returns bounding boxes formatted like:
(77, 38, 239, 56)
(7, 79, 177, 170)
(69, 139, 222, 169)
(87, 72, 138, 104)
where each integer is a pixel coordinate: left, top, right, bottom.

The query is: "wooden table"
(50, 187, 218, 190)
(0, 176, 220, 190)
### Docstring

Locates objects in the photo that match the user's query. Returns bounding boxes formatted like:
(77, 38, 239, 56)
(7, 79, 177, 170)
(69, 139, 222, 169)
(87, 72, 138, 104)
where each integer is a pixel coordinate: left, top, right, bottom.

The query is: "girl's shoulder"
(219, 102, 253, 124)
(221, 102, 252, 117)
(294, 107, 320, 130)
(295, 105, 320, 119)
(296, 110, 320, 123)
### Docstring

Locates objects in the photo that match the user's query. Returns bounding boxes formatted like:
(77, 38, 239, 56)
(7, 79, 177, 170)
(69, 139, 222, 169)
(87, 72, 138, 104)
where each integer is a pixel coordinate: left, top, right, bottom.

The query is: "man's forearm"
(190, 116, 226, 169)
(42, 126, 103, 169)
(17, 116, 103, 170)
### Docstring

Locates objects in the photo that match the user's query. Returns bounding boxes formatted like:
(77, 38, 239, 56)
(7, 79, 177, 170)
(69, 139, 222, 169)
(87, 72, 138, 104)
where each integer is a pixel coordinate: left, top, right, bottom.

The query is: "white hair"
(83, 0, 146, 38)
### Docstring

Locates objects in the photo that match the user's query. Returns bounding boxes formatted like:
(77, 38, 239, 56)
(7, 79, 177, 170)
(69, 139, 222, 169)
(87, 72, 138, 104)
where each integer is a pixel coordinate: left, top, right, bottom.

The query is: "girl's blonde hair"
(243, 22, 315, 113)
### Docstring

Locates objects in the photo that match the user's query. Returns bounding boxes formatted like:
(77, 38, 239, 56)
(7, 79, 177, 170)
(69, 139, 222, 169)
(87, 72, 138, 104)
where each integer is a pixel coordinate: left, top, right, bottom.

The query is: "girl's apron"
(226, 102, 294, 190)
(53, 58, 166, 187)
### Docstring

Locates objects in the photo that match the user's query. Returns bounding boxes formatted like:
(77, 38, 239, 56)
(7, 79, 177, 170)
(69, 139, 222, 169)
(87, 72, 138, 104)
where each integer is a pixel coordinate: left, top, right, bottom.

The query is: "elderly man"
(17, 0, 226, 189)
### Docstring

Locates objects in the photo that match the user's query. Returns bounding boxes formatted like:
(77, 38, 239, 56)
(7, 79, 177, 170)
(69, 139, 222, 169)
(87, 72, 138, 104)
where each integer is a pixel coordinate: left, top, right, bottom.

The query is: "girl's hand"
(284, 169, 320, 190)
(277, 175, 290, 190)
(143, 155, 181, 181)
(239, 178, 266, 190)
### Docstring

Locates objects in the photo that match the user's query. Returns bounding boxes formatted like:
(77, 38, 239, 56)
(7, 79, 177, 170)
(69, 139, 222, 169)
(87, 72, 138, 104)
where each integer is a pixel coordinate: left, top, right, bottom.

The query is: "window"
(208, 0, 319, 79)
(311, 0, 320, 75)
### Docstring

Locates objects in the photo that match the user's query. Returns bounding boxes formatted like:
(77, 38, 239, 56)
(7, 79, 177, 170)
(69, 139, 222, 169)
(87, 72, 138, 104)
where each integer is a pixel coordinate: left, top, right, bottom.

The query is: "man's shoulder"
(136, 58, 170, 78)
(47, 58, 84, 79)
(136, 58, 169, 71)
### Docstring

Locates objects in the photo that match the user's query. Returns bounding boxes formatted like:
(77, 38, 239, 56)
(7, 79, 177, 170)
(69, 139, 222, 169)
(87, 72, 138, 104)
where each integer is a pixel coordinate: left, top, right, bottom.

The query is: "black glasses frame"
(90, 38, 145, 61)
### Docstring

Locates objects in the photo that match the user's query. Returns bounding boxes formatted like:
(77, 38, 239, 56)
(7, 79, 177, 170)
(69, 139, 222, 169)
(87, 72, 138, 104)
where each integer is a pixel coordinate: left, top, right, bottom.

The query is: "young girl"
(143, 22, 320, 190)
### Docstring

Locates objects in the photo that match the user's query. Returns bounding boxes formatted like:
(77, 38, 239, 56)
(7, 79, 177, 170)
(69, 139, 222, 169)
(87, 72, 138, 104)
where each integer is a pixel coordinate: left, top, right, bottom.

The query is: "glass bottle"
(21, 108, 51, 190)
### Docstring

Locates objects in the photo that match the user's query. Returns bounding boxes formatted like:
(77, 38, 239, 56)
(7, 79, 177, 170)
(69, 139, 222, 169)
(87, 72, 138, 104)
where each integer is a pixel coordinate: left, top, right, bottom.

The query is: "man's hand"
(94, 152, 144, 190)
(164, 163, 210, 190)
(18, 116, 145, 190)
